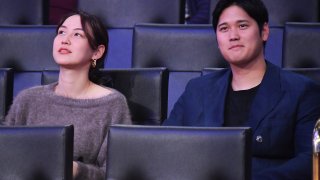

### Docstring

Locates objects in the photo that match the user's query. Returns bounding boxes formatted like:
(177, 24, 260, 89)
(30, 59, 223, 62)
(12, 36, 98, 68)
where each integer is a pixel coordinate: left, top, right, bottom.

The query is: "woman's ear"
(92, 45, 106, 60)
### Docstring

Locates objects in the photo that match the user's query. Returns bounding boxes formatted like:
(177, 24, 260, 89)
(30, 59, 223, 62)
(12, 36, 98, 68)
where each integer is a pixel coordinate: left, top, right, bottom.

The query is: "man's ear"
(261, 22, 269, 41)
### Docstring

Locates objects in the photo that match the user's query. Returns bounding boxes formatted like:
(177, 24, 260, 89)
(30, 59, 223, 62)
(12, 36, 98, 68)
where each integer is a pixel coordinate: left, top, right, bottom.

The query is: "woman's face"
(53, 15, 95, 69)
(216, 5, 269, 67)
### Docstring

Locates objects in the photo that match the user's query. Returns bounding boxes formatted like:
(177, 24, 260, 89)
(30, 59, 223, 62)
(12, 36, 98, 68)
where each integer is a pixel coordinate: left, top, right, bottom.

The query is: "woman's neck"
(55, 68, 93, 99)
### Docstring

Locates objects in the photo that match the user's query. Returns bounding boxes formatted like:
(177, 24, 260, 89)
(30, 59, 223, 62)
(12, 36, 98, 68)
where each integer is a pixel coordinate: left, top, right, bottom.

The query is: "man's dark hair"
(212, 0, 269, 33)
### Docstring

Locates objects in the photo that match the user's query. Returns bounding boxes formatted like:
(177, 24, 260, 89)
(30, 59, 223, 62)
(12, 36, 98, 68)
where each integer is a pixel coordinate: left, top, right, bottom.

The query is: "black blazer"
(164, 61, 320, 179)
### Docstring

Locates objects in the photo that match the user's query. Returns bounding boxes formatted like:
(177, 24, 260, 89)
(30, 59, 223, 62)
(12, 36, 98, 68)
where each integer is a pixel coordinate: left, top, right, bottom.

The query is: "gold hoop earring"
(92, 59, 97, 68)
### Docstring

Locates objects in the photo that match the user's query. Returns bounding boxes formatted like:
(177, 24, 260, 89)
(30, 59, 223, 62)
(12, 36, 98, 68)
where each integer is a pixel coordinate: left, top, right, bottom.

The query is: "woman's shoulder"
(91, 84, 123, 98)
(10, 84, 55, 107)
(16, 84, 54, 99)
(91, 84, 127, 103)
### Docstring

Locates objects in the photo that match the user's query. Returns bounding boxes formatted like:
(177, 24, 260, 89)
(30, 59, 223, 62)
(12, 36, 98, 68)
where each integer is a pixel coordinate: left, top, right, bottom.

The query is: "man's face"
(216, 5, 269, 67)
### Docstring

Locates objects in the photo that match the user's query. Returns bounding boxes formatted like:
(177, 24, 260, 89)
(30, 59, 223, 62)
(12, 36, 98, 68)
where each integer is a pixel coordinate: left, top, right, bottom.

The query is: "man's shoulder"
(279, 68, 320, 93)
(188, 68, 229, 86)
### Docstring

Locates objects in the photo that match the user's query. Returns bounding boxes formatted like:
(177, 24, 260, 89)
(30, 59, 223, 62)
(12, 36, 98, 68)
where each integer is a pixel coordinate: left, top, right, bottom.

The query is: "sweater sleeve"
(2, 90, 29, 126)
(75, 93, 132, 180)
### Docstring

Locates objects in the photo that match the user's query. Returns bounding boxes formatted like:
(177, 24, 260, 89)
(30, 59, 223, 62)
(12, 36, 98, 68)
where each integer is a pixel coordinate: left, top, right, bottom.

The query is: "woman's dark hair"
(212, 0, 269, 34)
(56, 10, 109, 84)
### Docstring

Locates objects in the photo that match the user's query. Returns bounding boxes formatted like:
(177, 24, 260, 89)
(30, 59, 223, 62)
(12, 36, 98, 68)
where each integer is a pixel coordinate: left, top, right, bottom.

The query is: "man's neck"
(230, 59, 266, 91)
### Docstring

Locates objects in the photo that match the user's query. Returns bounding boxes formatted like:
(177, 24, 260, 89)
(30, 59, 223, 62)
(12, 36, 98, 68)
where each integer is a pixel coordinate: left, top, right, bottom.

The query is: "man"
(163, 0, 320, 179)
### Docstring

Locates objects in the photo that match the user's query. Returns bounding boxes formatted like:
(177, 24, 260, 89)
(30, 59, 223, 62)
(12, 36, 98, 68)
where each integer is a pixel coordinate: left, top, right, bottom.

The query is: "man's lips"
(58, 48, 71, 54)
(229, 45, 244, 50)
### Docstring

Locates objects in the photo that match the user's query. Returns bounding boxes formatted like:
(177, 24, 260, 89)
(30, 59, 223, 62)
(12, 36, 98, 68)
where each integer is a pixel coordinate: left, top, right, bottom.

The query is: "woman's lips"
(58, 48, 71, 54)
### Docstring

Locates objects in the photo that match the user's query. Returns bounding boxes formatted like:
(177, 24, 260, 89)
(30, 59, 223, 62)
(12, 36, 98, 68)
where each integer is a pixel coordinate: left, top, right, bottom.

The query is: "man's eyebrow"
(237, 20, 250, 23)
(217, 22, 228, 28)
(217, 19, 250, 27)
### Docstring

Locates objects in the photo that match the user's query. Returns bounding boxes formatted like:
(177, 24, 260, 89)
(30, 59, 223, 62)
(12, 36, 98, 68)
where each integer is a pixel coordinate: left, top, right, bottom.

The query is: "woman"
(4, 11, 132, 180)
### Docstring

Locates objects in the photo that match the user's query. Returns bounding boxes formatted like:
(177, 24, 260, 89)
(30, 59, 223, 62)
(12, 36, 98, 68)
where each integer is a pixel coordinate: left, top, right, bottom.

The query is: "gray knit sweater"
(4, 83, 132, 180)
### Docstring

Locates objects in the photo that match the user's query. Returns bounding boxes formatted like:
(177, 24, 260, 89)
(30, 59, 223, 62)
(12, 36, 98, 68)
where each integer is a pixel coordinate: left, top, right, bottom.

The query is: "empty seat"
(0, 68, 13, 122)
(107, 125, 252, 180)
(133, 24, 225, 115)
(283, 23, 320, 68)
(0, 26, 57, 71)
(133, 23, 227, 71)
(0, 125, 73, 180)
(42, 68, 169, 125)
(78, 0, 185, 28)
(263, 0, 319, 26)
(0, 0, 49, 25)
(0, 26, 57, 97)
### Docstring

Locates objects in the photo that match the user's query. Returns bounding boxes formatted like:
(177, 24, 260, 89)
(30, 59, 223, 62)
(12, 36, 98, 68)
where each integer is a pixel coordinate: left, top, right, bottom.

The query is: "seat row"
(0, 124, 252, 179)
(2, 22, 319, 72)
(1, 22, 320, 101)
(1, 0, 319, 26)
(1, 22, 320, 123)
(1, 66, 320, 126)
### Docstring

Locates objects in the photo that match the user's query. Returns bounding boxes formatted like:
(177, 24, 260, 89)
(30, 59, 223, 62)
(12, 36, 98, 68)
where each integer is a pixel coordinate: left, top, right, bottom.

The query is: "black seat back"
(42, 68, 169, 125)
(283, 23, 320, 68)
(107, 125, 252, 180)
(0, 125, 74, 180)
(0, 0, 49, 25)
(78, 0, 185, 28)
(0, 68, 13, 122)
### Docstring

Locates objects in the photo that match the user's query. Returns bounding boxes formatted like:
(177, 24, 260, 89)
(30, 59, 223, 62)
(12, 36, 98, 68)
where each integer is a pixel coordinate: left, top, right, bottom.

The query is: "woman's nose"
(61, 35, 71, 45)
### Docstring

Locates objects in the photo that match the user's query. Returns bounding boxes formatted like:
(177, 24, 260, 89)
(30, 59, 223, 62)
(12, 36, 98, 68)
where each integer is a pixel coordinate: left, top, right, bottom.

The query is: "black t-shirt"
(224, 83, 260, 127)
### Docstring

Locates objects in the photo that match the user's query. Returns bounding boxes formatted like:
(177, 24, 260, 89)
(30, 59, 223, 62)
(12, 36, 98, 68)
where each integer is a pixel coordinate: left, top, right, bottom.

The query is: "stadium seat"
(0, 125, 73, 180)
(0, 0, 49, 25)
(107, 125, 252, 180)
(78, 0, 185, 28)
(42, 68, 169, 125)
(263, 0, 319, 26)
(283, 22, 320, 68)
(0, 68, 13, 122)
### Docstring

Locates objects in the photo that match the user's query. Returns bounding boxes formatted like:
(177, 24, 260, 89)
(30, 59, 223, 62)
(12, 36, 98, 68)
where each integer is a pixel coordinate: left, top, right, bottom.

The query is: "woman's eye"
(74, 33, 83, 37)
(57, 30, 66, 35)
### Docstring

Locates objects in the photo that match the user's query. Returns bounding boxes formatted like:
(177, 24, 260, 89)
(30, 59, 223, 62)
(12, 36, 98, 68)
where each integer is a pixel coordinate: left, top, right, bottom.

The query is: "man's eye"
(219, 26, 228, 32)
(239, 24, 248, 29)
